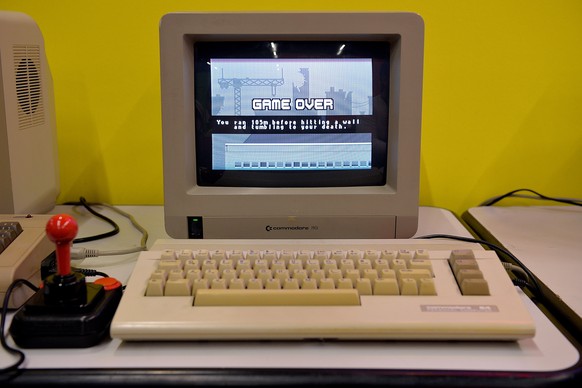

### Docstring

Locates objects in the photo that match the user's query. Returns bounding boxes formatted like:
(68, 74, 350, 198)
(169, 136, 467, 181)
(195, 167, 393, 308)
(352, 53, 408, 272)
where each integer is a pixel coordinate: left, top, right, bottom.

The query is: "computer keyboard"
(110, 239, 536, 341)
(0, 214, 54, 308)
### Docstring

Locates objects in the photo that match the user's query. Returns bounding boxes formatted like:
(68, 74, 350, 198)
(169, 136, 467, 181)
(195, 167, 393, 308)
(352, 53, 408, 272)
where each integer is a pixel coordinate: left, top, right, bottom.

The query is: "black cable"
(75, 268, 110, 278)
(40, 254, 110, 279)
(0, 279, 38, 373)
(415, 233, 543, 298)
(480, 188, 582, 207)
(62, 197, 120, 243)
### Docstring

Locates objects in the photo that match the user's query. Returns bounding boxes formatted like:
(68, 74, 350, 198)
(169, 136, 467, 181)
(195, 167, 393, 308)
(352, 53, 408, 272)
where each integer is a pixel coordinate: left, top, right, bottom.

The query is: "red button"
(94, 277, 122, 290)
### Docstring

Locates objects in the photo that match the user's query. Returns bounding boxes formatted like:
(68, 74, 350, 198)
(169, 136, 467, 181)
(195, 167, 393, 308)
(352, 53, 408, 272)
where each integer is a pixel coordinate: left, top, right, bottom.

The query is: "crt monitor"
(159, 12, 424, 239)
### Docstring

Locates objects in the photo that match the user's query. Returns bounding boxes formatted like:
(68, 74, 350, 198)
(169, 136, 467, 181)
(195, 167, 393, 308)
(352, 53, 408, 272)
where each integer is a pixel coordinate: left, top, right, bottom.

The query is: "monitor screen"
(160, 12, 424, 239)
(193, 41, 389, 188)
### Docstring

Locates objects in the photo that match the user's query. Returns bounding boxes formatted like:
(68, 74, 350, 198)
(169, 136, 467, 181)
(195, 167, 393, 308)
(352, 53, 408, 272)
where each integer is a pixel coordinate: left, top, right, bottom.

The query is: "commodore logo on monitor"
(265, 224, 311, 232)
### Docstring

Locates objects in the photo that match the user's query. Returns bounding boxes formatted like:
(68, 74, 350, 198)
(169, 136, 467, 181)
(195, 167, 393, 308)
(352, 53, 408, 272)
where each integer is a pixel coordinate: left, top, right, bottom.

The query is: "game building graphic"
(210, 58, 373, 117)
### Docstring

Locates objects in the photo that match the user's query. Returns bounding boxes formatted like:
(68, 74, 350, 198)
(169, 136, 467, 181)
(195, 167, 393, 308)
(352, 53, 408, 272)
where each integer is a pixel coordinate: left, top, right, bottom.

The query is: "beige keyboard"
(0, 214, 54, 308)
(111, 239, 536, 341)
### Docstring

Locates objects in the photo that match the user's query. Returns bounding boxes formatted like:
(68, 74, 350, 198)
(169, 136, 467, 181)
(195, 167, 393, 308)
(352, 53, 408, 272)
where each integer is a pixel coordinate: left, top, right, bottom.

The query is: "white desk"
(1, 206, 580, 386)
(464, 206, 582, 318)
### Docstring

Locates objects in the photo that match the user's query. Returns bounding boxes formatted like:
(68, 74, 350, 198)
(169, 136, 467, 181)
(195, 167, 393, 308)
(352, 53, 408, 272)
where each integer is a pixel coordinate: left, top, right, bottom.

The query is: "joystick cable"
(63, 197, 120, 243)
(62, 197, 148, 259)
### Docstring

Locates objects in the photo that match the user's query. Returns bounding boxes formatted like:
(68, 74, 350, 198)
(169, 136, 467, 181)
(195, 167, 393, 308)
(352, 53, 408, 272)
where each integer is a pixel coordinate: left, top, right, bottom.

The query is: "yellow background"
(2, 0, 581, 216)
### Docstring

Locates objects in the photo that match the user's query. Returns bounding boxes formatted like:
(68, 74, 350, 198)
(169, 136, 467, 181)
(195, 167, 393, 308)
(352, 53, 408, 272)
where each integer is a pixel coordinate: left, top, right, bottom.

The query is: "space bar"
(193, 289, 361, 306)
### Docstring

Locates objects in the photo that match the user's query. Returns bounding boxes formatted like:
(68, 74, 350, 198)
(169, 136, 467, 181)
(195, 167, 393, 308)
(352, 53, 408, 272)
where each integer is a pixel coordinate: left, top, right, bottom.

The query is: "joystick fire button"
(94, 277, 122, 291)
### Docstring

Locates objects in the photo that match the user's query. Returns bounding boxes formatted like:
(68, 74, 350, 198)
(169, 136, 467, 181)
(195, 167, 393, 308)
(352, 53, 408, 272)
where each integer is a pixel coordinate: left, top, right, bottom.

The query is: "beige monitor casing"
(0, 11, 59, 214)
(160, 12, 424, 239)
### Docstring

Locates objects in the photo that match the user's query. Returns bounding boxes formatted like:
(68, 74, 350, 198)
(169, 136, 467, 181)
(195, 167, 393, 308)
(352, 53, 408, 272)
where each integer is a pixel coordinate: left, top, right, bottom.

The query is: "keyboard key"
(456, 268, 484, 284)
(356, 278, 372, 295)
(146, 278, 165, 296)
(400, 278, 418, 295)
(165, 278, 192, 296)
(418, 278, 437, 295)
(158, 260, 182, 271)
(460, 278, 490, 295)
(193, 289, 360, 306)
(373, 278, 399, 295)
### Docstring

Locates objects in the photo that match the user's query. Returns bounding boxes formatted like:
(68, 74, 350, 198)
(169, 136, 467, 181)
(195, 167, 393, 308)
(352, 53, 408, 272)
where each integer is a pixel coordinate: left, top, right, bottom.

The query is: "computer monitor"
(160, 12, 424, 239)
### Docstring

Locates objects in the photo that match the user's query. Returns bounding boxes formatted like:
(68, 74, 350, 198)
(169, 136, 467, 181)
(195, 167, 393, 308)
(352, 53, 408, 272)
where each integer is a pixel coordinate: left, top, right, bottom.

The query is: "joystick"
(9, 214, 122, 348)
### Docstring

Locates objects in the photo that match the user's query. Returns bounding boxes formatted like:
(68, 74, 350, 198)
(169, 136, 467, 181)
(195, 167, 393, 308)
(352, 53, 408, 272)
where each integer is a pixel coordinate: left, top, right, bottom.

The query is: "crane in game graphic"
(217, 68, 285, 115)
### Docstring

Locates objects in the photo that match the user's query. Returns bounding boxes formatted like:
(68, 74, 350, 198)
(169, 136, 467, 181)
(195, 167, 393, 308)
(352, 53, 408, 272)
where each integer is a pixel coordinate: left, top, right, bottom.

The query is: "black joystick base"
(9, 214, 122, 348)
(10, 274, 122, 348)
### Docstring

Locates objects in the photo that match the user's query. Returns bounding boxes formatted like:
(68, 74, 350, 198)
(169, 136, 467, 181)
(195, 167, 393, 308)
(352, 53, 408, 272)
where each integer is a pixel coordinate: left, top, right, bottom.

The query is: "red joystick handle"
(46, 214, 78, 276)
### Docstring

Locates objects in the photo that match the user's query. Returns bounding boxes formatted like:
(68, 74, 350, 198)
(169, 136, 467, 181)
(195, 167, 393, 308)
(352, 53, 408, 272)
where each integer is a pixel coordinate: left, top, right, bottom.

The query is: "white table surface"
(466, 206, 582, 318)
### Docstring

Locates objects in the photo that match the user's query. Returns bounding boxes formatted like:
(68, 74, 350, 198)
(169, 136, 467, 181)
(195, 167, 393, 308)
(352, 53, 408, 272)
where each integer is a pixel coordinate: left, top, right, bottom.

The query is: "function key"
(0, 221, 23, 235)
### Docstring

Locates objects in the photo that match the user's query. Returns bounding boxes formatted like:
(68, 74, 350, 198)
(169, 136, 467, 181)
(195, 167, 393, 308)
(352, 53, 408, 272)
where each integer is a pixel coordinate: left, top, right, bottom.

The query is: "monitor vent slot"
(13, 44, 45, 129)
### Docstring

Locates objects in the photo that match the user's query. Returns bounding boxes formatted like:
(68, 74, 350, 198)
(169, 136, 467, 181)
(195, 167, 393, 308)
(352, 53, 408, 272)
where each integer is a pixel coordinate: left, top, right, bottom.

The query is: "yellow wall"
(2, 0, 582, 216)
